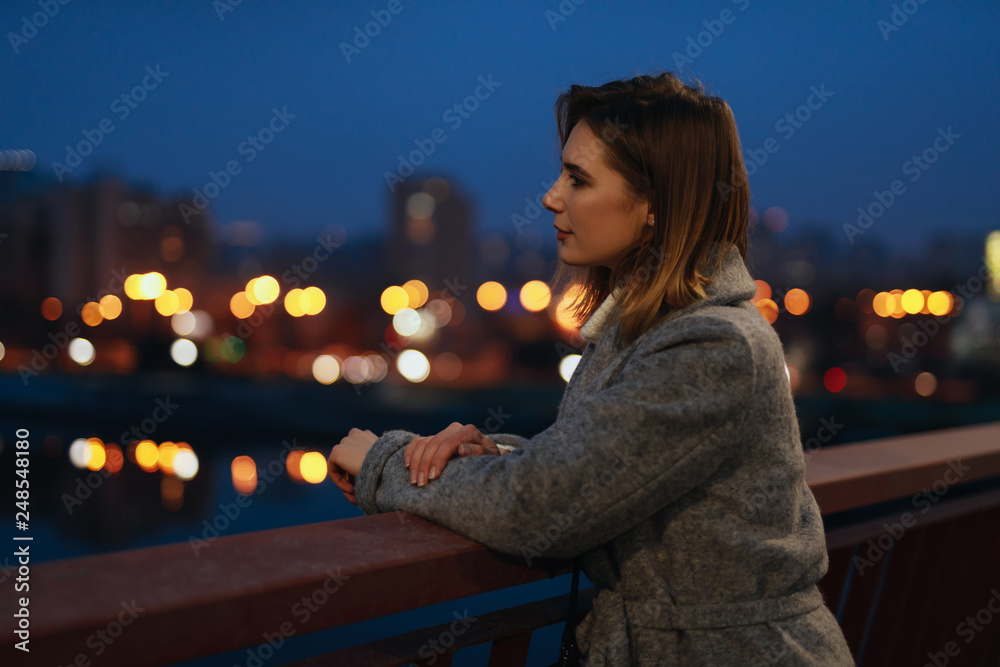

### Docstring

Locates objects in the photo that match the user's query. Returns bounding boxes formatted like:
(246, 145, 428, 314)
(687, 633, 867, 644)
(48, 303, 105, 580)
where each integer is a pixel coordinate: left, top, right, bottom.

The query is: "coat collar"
(578, 243, 757, 345)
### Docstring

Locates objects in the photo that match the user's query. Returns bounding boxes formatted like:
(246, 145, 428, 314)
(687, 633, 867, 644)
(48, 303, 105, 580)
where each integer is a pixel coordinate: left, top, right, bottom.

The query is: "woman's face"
(542, 122, 652, 270)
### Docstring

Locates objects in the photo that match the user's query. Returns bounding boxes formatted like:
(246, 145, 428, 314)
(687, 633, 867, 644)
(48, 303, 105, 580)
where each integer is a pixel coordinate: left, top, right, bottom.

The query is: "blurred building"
(384, 174, 476, 291)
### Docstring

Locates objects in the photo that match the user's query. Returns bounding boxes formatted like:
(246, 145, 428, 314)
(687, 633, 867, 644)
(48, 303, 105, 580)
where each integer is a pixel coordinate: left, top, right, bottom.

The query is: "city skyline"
(1, 2, 997, 250)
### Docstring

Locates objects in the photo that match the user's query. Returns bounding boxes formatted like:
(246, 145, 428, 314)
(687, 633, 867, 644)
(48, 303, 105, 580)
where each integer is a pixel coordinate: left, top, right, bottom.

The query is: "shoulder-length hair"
(547, 70, 750, 344)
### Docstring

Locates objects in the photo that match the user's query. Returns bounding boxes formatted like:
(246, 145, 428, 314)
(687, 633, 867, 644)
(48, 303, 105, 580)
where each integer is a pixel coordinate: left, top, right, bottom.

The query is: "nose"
(542, 179, 562, 213)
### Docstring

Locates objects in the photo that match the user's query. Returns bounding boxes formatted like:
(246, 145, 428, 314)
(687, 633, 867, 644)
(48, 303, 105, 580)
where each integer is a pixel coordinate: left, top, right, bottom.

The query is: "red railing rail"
(3, 421, 1000, 666)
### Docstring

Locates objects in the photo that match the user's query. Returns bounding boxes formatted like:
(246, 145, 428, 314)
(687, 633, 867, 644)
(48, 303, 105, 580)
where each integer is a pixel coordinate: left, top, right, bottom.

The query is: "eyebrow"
(562, 161, 593, 179)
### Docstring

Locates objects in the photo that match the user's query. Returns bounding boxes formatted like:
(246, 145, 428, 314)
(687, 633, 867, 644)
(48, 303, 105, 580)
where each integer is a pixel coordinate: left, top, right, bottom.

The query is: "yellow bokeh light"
(476, 281, 507, 311)
(299, 451, 327, 484)
(174, 288, 193, 312)
(230, 292, 255, 319)
(872, 292, 891, 317)
(783, 288, 810, 316)
(927, 291, 952, 316)
(249, 276, 280, 305)
(136, 440, 159, 472)
(286, 450, 305, 482)
(554, 285, 585, 330)
(303, 286, 326, 315)
(888, 290, 906, 318)
(158, 442, 180, 475)
(139, 272, 167, 299)
(124, 274, 143, 300)
(231, 455, 258, 494)
(403, 279, 429, 308)
(901, 289, 924, 314)
(81, 302, 103, 327)
(285, 289, 307, 317)
(85, 441, 106, 471)
(520, 280, 552, 312)
(155, 290, 180, 316)
(381, 286, 409, 315)
(99, 294, 122, 320)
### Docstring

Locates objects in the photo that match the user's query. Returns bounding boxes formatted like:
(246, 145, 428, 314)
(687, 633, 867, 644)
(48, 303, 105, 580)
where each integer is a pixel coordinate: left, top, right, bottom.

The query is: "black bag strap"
(551, 555, 583, 667)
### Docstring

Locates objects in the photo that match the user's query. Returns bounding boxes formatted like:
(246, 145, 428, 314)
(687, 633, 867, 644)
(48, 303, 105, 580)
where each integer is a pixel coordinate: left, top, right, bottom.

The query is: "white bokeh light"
(170, 339, 198, 366)
(397, 349, 430, 383)
(559, 354, 582, 383)
(68, 338, 96, 366)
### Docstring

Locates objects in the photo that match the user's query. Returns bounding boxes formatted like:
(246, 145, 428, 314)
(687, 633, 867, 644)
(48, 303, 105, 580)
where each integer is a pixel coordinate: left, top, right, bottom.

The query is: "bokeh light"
(81, 302, 103, 327)
(299, 452, 327, 484)
(397, 349, 430, 382)
(312, 354, 341, 384)
(476, 281, 507, 311)
(520, 280, 552, 312)
(230, 292, 255, 319)
(99, 294, 123, 320)
(155, 290, 180, 316)
(41, 296, 63, 320)
(559, 354, 581, 382)
(232, 455, 258, 494)
(136, 440, 160, 472)
(68, 338, 96, 365)
(381, 285, 409, 315)
(171, 339, 198, 366)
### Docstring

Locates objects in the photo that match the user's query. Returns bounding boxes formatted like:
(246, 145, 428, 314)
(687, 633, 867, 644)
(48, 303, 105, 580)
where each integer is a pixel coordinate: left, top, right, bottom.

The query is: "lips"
(554, 224, 572, 240)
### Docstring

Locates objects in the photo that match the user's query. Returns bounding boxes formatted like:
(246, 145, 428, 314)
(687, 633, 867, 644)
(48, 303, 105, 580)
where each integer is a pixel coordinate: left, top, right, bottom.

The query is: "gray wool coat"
(356, 243, 856, 666)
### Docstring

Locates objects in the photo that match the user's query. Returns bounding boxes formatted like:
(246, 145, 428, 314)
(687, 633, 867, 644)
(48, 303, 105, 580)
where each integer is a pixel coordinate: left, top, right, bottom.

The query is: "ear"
(646, 211, 656, 227)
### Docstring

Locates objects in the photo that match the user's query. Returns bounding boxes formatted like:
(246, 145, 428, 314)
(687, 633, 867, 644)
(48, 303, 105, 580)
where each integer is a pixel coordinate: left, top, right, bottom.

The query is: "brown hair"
(547, 70, 750, 344)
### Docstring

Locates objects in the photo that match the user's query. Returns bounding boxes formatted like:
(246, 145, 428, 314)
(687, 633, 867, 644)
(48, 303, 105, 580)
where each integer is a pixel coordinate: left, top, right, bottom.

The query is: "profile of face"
(542, 122, 653, 270)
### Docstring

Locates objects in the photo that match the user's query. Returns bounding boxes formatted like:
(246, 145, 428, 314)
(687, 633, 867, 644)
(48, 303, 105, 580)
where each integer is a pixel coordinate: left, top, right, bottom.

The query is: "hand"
(404, 422, 500, 487)
(328, 428, 378, 505)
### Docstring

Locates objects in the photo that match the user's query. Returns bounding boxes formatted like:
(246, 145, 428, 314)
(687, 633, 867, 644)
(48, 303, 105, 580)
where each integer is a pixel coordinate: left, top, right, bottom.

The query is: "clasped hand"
(327, 423, 500, 505)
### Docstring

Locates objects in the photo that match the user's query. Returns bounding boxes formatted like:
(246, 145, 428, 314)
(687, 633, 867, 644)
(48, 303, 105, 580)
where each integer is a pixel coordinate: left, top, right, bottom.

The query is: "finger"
(408, 436, 431, 485)
(426, 424, 493, 481)
(459, 442, 501, 457)
(419, 423, 472, 482)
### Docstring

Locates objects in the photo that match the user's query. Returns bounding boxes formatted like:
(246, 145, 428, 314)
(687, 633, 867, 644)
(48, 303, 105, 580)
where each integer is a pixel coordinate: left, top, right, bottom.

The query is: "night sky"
(2, 1, 998, 250)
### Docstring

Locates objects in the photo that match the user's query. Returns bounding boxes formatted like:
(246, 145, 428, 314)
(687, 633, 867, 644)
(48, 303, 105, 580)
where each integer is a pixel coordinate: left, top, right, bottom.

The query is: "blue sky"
(2, 1, 998, 250)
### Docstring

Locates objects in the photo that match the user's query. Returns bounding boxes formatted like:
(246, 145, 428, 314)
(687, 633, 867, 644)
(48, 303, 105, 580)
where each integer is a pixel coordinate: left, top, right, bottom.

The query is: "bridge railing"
(4, 421, 1000, 666)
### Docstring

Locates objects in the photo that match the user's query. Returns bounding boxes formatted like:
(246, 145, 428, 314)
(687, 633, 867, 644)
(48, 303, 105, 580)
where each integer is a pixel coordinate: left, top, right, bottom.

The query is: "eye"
(568, 174, 585, 188)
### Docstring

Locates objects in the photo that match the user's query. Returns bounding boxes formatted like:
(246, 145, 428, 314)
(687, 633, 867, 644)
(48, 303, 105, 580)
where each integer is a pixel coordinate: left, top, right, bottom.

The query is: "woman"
(328, 71, 855, 665)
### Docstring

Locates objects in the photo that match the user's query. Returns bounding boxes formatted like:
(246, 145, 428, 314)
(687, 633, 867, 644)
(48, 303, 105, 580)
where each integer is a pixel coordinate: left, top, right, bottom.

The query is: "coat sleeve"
(354, 319, 757, 561)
